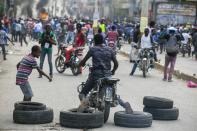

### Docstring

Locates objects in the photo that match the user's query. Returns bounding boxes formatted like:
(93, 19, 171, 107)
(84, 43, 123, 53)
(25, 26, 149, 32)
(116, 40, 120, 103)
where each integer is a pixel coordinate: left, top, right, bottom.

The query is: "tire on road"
(143, 107, 179, 120)
(60, 108, 104, 129)
(14, 101, 46, 111)
(13, 108, 53, 124)
(143, 96, 173, 109)
(114, 111, 153, 128)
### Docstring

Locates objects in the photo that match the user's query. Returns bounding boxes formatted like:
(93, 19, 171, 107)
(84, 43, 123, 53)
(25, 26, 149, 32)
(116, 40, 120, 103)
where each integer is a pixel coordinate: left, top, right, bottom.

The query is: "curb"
(119, 50, 197, 83)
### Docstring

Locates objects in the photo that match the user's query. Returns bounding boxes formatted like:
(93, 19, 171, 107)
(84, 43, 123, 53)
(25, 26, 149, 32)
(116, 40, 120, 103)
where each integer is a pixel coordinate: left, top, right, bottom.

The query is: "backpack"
(166, 35, 179, 54)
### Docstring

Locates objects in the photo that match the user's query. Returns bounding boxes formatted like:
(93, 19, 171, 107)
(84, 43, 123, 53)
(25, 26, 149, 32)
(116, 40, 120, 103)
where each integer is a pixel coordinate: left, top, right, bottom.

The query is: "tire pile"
(143, 96, 179, 120)
(13, 101, 53, 124)
(13, 96, 179, 129)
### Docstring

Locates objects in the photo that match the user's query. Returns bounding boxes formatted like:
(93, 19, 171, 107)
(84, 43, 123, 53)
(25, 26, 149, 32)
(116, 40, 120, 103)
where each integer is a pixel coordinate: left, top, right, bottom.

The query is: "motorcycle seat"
(102, 77, 120, 84)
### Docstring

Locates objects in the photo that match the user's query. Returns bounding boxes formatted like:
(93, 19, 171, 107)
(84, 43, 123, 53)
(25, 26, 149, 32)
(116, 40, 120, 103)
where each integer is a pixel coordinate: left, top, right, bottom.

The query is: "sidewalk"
(120, 43, 197, 82)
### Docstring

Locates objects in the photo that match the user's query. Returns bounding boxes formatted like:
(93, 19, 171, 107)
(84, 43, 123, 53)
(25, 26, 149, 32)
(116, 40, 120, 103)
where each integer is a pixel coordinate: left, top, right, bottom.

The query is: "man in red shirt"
(106, 25, 118, 43)
(65, 24, 85, 73)
(75, 23, 85, 47)
(106, 25, 119, 50)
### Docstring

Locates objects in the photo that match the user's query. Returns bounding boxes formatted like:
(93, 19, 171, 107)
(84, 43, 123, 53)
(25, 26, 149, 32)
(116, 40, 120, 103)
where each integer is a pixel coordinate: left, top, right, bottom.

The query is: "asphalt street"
(0, 44, 197, 131)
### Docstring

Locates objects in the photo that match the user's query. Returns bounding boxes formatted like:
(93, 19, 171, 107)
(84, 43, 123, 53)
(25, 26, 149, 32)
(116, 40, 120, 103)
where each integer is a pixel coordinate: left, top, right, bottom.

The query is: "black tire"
(71, 65, 80, 76)
(143, 107, 179, 120)
(142, 64, 147, 78)
(60, 108, 104, 129)
(13, 108, 53, 124)
(55, 56, 65, 73)
(71, 58, 80, 76)
(114, 111, 152, 128)
(14, 101, 46, 111)
(104, 102, 110, 123)
(143, 96, 173, 109)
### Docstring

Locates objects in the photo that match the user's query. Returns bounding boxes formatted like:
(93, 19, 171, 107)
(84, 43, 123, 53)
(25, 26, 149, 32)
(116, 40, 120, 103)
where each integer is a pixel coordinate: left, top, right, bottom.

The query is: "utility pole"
(55, 0, 57, 16)
(140, 0, 149, 32)
(4, 0, 7, 16)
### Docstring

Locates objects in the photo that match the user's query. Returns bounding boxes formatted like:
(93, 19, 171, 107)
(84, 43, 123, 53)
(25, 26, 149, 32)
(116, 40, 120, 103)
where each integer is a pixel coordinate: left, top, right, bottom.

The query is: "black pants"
(20, 34, 28, 46)
(16, 31, 21, 42)
(194, 46, 197, 59)
(0, 44, 6, 60)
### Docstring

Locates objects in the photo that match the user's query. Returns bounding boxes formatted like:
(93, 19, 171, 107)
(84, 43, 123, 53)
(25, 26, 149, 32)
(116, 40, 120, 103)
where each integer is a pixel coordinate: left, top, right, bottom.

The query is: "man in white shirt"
(130, 28, 156, 76)
(141, 28, 152, 49)
(181, 30, 191, 45)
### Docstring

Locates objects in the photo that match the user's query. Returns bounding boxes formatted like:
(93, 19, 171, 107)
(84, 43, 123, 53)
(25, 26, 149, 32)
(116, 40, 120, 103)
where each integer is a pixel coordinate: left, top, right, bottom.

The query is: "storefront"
(155, 2, 197, 25)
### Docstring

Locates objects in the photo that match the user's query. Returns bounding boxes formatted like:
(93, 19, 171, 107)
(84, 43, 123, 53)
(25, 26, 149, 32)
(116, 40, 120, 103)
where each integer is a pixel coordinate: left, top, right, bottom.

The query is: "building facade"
(150, 0, 197, 25)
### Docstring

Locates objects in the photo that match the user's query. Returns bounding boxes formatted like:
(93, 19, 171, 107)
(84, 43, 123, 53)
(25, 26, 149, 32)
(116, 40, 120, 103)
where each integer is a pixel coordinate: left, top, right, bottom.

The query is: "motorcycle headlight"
(105, 87, 113, 101)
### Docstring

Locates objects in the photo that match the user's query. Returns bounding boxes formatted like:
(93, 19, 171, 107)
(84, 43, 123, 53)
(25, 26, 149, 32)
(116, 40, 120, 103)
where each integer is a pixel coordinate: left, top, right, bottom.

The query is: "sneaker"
(129, 72, 133, 76)
(38, 74, 42, 78)
(50, 74, 53, 79)
(163, 78, 167, 81)
(168, 79, 173, 82)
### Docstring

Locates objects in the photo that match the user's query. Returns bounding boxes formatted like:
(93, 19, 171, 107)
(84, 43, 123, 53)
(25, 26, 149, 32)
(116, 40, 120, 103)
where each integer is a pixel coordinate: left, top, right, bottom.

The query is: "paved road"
(121, 43, 197, 76)
(0, 44, 197, 131)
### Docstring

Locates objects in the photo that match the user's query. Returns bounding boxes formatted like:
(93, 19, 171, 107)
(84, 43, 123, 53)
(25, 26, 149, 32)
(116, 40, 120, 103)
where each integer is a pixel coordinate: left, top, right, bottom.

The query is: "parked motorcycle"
(77, 65, 120, 123)
(55, 45, 84, 75)
(138, 48, 155, 78)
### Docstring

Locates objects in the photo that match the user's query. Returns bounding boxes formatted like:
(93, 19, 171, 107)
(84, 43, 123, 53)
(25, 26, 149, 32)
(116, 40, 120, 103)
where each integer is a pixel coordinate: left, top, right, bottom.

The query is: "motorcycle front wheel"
(55, 55, 65, 73)
(103, 101, 111, 123)
(71, 58, 81, 76)
(142, 61, 147, 78)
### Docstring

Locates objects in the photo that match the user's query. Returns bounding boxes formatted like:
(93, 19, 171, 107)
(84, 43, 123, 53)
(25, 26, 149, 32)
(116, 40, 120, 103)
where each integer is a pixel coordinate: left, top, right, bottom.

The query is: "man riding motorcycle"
(78, 34, 119, 100)
(64, 23, 85, 73)
(130, 28, 157, 76)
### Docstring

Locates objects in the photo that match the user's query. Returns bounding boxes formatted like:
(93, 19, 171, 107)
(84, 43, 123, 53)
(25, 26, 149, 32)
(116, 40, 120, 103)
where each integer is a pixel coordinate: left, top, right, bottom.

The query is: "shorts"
(19, 81, 33, 97)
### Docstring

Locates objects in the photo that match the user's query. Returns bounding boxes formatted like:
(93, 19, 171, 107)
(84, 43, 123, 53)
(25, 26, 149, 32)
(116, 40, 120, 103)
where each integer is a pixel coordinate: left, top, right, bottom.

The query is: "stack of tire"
(143, 96, 179, 120)
(60, 108, 104, 129)
(13, 101, 53, 124)
(114, 111, 153, 128)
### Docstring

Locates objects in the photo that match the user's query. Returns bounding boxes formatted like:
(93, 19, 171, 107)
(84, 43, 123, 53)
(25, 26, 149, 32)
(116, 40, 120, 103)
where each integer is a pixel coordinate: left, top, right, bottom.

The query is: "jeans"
(40, 48, 53, 75)
(0, 44, 6, 60)
(20, 81, 33, 98)
(80, 70, 111, 96)
(130, 60, 139, 75)
(163, 54, 177, 80)
(65, 31, 74, 45)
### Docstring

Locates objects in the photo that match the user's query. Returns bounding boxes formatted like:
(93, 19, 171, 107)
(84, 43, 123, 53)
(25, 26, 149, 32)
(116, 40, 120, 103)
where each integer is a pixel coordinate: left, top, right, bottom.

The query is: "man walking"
(0, 25, 13, 60)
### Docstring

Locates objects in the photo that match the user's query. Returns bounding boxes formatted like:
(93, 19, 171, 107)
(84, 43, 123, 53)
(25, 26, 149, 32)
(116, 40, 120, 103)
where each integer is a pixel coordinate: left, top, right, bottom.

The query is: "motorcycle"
(107, 40, 117, 54)
(55, 44, 84, 75)
(138, 47, 156, 78)
(87, 38, 93, 47)
(117, 36, 123, 50)
(181, 43, 191, 57)
(77, 65, 120, 123)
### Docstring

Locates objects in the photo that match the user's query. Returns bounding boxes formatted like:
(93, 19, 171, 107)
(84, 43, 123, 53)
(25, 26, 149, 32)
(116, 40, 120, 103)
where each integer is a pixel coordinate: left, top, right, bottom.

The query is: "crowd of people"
(0, 15, 197, 101)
